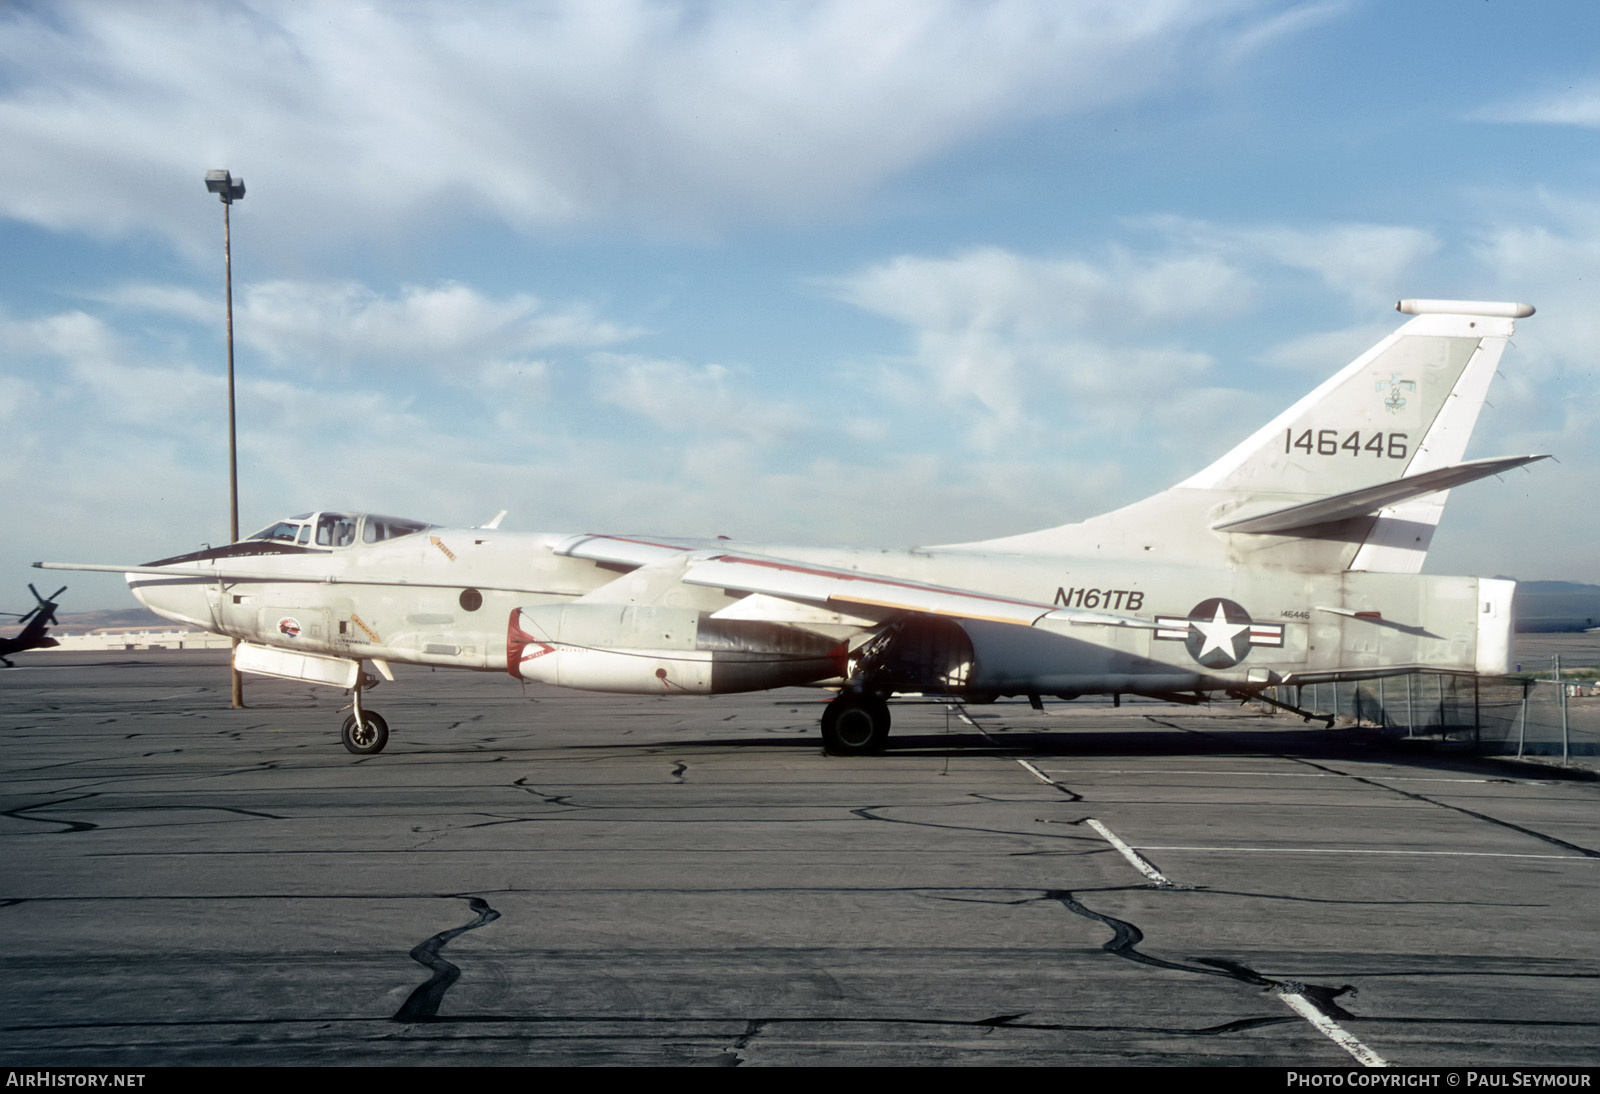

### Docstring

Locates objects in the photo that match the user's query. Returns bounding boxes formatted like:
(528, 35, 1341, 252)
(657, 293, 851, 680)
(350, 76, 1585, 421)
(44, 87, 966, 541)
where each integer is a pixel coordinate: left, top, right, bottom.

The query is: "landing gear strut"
(341, 666, 390, 754)
(820, 694, 891, 756)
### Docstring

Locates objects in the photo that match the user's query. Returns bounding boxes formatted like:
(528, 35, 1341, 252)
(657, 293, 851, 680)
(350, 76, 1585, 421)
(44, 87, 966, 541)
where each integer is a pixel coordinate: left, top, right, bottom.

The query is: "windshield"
(243, 513, 314, 544)
(243, 512, 433, 548)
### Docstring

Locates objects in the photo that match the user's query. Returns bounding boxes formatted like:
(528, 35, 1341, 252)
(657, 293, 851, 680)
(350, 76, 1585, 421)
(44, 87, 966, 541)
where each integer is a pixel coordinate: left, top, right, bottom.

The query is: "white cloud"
(93, 283, 217, 325)
(0, 0, 1292, 251)
(827, 245, 1247, 445)
(829, 245, 1252, 332)
(3, 309, 121, 363)
(236, 280, 636, 373)
(591, 353, 805, 442)
(0, 308, 229, 441)
(1211, 0, 1348, 68)
(0, 375, 35, 421)
(1255, 321, 1395, 372)
(1144, 217, 1440, 304)
(101, 278, 636, 378)
(1470, 197, 1600, 377)
(1471, 80, 1600, 128)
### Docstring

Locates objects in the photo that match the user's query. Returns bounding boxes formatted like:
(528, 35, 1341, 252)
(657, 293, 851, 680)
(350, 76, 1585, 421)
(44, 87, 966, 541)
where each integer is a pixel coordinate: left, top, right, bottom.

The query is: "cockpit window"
(245, 520, 305, 544)
(244, 511, 433, 549)
(362, 515, 434, 543)
(315, 513, 359, 548)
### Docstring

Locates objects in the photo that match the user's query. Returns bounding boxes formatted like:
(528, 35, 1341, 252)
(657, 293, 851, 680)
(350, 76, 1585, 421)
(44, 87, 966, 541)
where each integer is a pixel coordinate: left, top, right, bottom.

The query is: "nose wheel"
(340, 664, 390, 754)
(341, 710, 389, 754)
(820, 695, 891, 755)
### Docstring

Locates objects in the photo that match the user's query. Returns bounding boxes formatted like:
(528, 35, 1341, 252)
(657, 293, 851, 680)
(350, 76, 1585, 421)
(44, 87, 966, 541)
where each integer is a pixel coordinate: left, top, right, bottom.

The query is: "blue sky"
(2, 0, 1597, 610)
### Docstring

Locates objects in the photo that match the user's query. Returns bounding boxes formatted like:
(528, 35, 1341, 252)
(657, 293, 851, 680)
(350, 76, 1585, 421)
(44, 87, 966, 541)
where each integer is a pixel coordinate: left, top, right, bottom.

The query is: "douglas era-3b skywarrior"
(41, 299, 1546, 756)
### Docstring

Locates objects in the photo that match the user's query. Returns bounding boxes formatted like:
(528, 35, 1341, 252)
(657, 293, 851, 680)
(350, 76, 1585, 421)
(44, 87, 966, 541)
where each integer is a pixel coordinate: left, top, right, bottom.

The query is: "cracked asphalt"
(2, 649, 1597, 1066)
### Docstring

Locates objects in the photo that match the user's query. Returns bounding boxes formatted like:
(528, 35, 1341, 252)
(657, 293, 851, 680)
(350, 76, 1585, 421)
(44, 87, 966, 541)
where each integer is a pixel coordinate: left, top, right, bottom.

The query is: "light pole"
(205, 168, 246, 709)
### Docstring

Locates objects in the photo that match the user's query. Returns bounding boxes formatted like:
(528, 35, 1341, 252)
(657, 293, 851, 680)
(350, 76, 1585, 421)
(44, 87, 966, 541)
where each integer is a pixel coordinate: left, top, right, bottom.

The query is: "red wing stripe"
(582, 535, 693, 551)
(705, 554, 1055, 613)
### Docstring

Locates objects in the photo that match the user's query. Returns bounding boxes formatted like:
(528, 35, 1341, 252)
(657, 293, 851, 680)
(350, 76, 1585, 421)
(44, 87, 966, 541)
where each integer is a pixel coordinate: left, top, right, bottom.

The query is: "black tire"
(341, 711, 389, 755)
(820, 697, 891, 755)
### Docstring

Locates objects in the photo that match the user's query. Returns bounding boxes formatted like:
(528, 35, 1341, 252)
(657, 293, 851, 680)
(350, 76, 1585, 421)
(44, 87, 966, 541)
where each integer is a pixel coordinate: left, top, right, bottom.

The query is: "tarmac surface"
(2, 649, 1598, 1067)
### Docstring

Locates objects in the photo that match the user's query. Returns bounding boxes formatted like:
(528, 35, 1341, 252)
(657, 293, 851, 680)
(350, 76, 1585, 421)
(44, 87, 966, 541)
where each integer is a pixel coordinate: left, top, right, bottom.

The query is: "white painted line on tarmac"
(949, 704, 983, 730)
(957, 703, 1178, 886)
(1084, 818, 1175, 887)
(1013, 757, 1056, 786)
(1071, 768, 1505, 783)
(1278, 990, 1389, 1067)
(954, 705, 1176, 886)
(957, 705, 1060, 788)
(1139, 845, 1594, 861)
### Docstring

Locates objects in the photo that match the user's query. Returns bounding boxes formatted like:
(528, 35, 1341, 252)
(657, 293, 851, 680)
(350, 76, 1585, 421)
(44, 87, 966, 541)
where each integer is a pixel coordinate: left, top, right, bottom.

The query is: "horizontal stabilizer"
(1213, 454, 1548, 534)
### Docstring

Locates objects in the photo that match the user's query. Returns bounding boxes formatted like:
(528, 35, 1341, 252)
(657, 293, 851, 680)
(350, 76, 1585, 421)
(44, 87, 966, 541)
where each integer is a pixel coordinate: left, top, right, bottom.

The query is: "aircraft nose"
(127, 572, 216, 630)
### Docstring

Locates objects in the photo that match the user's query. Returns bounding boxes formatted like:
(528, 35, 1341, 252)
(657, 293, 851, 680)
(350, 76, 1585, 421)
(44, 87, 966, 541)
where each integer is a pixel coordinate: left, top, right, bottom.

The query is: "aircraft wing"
(680, 552, 1154, 630)
(551, 533, 714, 569)
(1212, 454, 1549, 534)
(557, 534, 1155, 630)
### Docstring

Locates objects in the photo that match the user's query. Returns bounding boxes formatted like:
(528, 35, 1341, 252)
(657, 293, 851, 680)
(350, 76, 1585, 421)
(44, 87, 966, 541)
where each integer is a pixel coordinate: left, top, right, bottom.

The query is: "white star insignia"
(1190, 601, 1249, 659)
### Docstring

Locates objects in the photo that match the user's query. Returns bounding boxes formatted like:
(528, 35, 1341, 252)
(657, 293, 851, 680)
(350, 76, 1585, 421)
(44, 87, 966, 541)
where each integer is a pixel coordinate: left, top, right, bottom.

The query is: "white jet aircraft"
(41, 299, 1545, 756)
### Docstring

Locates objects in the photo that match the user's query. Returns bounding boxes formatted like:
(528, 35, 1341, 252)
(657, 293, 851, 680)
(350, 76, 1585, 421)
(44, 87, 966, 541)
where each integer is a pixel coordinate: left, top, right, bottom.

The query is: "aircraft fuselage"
(128, 517, 1512, 701)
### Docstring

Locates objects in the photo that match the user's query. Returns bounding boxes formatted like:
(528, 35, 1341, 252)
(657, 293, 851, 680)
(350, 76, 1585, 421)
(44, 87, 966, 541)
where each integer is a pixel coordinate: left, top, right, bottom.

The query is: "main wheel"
(341, 710, 390, 755)
(820, 696, 891, 755)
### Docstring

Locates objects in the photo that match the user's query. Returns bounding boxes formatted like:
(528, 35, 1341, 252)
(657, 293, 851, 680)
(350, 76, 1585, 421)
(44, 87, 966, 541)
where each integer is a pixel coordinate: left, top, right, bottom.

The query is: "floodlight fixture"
(205, 168, 246, 204)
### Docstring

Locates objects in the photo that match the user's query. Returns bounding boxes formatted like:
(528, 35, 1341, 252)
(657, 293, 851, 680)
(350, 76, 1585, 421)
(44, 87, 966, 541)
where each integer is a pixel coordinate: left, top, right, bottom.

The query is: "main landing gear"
(820, 693, 891, 756)
(340, 665, 390, 755)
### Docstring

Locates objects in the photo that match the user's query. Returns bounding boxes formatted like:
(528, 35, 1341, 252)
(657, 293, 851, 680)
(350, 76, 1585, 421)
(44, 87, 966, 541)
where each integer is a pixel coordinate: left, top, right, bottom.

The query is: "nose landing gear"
(340, 665, 390, 754)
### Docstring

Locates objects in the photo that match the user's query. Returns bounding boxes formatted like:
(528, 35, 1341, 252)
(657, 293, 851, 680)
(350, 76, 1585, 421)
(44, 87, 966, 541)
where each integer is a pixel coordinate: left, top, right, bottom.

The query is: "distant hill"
(1513, 581, 1600, 633)
(1, 604, 173, 638)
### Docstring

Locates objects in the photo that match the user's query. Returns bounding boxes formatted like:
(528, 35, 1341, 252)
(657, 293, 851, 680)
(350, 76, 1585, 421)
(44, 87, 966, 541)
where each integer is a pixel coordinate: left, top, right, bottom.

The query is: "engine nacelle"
(507, 603, 843, 694)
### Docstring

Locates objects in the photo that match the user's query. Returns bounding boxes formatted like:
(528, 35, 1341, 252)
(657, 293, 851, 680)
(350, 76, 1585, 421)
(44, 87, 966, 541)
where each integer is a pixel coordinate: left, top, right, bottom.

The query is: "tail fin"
(1180, 299, 1533, 572)
(1182, 301, 1529, 491)
(958, 300, 1538, 572)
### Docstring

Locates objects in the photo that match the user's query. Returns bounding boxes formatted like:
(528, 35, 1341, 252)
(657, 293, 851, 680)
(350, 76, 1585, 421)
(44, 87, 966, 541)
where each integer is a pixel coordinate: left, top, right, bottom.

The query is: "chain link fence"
(1268, 653, 1600, 762)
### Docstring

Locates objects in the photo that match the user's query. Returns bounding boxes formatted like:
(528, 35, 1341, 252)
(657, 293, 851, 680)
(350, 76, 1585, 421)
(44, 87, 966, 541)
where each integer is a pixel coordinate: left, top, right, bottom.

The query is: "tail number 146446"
(1286, 429, 1407, 459)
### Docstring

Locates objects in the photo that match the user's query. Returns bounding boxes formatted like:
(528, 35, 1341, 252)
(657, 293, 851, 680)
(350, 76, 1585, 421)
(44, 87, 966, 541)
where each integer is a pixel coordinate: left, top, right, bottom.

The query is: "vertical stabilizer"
(1180, 302, 1528, 502)
(954, 300, 1533, 569)
(1186, 300, 1529, 573)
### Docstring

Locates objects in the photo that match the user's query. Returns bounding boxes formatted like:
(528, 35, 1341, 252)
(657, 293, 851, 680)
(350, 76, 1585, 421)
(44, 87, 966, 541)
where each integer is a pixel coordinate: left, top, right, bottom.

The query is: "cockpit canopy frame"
(244, 512, 434, 550)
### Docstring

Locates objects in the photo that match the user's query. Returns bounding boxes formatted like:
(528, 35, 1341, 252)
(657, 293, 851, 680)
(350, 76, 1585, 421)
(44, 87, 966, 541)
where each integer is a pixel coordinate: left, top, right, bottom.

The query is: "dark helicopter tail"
(1, 583, 66, 665)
